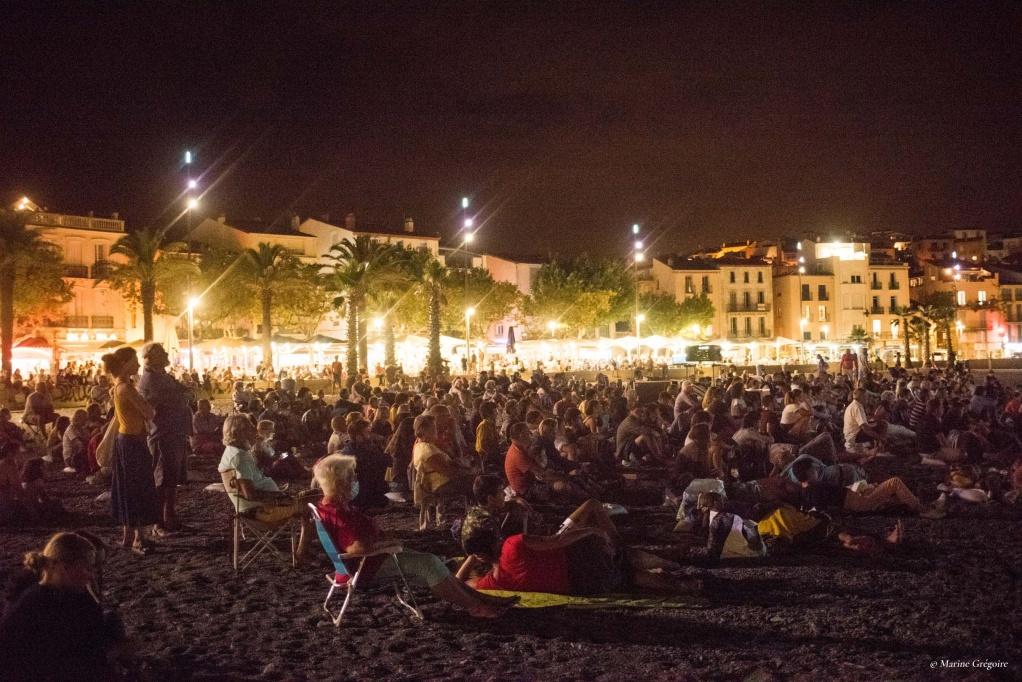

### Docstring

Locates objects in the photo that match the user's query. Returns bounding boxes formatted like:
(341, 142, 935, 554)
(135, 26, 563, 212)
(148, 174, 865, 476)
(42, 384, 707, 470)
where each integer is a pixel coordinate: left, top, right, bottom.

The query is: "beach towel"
(478, 589, 706, 610)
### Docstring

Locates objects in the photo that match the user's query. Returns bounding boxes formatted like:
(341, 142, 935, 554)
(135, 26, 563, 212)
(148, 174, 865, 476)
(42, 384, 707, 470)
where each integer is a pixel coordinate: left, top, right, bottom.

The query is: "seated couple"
(312, 455, 516, 618)
(458, 475, 698, 596)
(217, 415, 314, 560)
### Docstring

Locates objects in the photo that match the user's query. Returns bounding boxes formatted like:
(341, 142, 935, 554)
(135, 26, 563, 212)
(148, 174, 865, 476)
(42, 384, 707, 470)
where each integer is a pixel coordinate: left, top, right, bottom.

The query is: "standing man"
(138, 343, 193, 534)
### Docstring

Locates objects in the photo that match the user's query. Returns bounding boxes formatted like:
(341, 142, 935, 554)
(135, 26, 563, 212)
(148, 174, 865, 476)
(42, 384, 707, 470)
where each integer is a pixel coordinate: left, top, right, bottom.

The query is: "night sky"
(3, 2, 1020, 258)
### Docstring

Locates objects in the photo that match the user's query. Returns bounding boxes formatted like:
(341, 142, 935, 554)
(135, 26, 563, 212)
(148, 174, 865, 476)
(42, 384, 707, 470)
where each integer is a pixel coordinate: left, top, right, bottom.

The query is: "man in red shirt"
(504, 422, 576, 502)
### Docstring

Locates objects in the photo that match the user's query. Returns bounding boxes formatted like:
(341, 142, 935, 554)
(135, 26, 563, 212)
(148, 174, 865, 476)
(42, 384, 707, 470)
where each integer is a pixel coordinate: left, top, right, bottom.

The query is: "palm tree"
(101, 228, 198, 342)
(323, 236, 404, 382)
(0, 209, 48, 374)
(916, 292, 958, 359)
(893, 306, 917, 368)
(421, 257, 447, 377)
(237, 243, 298, 371)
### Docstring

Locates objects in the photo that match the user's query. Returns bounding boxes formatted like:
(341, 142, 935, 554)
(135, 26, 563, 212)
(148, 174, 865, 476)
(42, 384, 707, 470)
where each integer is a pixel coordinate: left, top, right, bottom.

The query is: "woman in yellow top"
(104, 347, 159, 555)
(411, 415, 474, 498)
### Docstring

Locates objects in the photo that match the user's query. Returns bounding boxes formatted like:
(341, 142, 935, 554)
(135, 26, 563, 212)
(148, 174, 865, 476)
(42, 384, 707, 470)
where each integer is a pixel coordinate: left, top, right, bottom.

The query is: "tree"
(637, 292, 691, 336)
(915, 292, 958, 357)
(524, 257, 631, 338)
(847, 325, 873, 347)
(237, 243, 301, 371)
(0, 209, 73, 374)
(323, 236, 404, 380)
(101, 228, 198, 342)
(440, 267, 521, 339)
(678, 294, 716, 334)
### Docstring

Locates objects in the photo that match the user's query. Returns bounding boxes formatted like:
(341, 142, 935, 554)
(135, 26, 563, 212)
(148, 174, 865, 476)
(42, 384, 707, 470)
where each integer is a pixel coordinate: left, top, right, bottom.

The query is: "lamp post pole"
(632, 223, 643, 341)
(186, 296, 199, 373)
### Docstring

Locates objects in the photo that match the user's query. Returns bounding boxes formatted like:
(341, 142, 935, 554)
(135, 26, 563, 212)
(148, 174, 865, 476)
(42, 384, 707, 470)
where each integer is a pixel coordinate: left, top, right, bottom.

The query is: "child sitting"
(46, 416, 71, 469)
(20, 458, 63, 522)
(326, 416, 347, 455)
(62, 410, 90, 475)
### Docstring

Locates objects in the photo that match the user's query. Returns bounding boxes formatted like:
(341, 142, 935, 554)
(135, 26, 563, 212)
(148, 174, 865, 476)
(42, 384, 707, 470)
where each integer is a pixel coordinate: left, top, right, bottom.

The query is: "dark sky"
(4, 2, 1021, 258)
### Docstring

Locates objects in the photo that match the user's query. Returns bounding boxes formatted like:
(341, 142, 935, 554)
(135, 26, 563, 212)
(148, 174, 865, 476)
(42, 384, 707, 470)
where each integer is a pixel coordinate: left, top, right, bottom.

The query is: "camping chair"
(307, 504, 423, 626)
(409, 461, 466, 530)
(223, 471, 297, 572)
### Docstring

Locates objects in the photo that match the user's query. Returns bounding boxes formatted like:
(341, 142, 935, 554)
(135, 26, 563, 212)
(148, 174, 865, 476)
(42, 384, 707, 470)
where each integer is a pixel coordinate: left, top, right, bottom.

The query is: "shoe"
(62, 467, 77, 475)
(936, 483, 951, 493)
(42, 455, 54, 464)
(933, 492, 948, 511)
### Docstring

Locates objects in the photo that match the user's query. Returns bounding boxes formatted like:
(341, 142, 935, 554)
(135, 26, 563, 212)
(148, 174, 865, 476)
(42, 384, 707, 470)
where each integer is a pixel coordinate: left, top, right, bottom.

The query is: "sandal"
(130, 543, 149, 556)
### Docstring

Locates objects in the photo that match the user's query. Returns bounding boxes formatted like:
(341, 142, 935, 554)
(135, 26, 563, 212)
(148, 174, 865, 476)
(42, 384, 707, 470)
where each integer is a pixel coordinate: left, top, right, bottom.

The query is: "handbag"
(95, 418, 119, 468)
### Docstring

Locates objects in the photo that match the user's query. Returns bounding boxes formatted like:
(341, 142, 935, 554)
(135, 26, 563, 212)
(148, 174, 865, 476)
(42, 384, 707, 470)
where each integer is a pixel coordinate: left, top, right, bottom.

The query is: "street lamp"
(186, 296, 200, 373)
(546, 320, 558, 338)
(636, 312, 646, 338)
(186, 197, 199, 211)
(187, 179, 198, 190)
(465, 306, 475, 373)
(372, 316, 384, 333)
(632, 223, 644, 337)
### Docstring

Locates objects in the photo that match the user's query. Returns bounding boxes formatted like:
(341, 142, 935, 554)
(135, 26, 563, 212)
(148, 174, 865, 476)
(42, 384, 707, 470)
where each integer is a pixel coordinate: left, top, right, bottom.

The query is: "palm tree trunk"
(261, 288, 273, 371)
(945, 321, 954, 354)
(141, 281, 156, 342)
(427, 283, 443, 377)
(345, 301, 358, 385)
(384, 319, 396, 366)
(902, 316, 912, 368)
(0, 266, 15, 376)
(923, 323, 932, 361)
(358, 313, 368, 374)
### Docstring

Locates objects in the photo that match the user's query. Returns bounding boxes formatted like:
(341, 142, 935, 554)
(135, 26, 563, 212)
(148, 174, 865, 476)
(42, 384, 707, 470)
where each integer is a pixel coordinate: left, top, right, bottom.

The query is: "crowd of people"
(3, 348, 1022, 678)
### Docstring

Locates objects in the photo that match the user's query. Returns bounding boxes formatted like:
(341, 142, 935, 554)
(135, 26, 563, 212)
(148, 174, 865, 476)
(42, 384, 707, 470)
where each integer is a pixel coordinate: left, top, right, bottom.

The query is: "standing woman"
(104, 347, 159, 555)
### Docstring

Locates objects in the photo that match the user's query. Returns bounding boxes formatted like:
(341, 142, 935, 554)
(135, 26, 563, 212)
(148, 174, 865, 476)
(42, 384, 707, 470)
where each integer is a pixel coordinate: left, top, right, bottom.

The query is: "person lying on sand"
(790, 458, 946, 518)
(458, 498, 700, 595)
(313, 455, 516, 619)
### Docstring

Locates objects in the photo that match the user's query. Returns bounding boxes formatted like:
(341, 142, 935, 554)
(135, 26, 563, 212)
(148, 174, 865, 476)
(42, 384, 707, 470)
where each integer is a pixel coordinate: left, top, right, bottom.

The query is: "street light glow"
(186, 197, 199, 210)
(184, 150, 193, 164)
(634, 252, 645, 262)
(373, 316, 384, 331)
(187, 179, 198, 189)
(632, 223, 640, 234)
(636, 313, 646, 323)
(465, 306, 475, 318)
(463, 217, 473, 228)
(464, 231, 475, 244)
(798, 266, 806, 274)
(461, 197, 469, 209)
(546, 320, 557, 332)
(187, 296, 200, 312)
(634, 240, 643, 250)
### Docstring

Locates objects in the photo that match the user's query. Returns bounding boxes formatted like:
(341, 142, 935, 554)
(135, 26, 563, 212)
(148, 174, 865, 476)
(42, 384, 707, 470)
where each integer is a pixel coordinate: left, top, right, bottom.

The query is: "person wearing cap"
(137, 342, 193, 535)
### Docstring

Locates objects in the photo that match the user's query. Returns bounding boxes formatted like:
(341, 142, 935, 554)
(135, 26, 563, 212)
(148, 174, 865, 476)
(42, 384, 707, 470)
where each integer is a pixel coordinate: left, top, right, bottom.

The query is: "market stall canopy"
(13, 336, 52, 349)
(99, 338, 146, 350)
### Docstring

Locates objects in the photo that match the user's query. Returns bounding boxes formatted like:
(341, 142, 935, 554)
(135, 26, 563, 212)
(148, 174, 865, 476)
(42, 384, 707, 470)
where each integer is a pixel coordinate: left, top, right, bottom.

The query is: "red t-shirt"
(504, 443, 534, 495)
(316, 500, 385, 584)
(475, 534, 571, 594)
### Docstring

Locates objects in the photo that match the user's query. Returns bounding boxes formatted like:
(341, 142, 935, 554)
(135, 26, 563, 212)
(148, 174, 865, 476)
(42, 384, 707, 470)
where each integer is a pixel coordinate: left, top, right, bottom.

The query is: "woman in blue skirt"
(103, 347, 159, 555)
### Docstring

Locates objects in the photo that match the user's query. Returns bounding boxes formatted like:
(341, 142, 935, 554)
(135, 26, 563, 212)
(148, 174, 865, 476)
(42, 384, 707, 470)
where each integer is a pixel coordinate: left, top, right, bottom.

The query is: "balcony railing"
(888, 282, 900, 290)
(818, 294, 830, 301)
(30, 212, 124, 233)
(62, 316, 90, 328)
(727, 330, 772, 340)
(870, 306, 885, 314)
(91, 315, 114, 328)
(92, 260, 113, 279)
(727, 303, 771, 313)
(870, 281, 882, 290)
(63, 264, 89, 278)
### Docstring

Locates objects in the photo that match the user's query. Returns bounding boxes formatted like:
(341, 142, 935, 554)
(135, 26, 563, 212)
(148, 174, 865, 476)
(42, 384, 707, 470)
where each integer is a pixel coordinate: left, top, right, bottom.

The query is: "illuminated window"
(978, 290, 987, 303)
(818, 305, 827, 322)
(872, 319, 881, 335)
(891, 322, 899, 338)
(957, 291, 966, 306)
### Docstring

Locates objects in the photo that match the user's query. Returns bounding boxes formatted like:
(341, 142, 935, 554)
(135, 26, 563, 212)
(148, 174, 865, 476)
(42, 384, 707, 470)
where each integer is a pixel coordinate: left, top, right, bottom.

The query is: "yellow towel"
(478, 589, 706, 609)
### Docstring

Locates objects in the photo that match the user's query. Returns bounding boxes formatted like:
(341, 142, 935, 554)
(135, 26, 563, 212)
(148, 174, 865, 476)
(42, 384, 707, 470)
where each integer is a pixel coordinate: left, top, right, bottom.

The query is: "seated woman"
(0, 532, 126, 682)
(20, 458, 63, 522)
(313, 455, 515, 618)
(412, 415, 476, 499)
(46, 415, 70, 468)
(190, 399, 222, 458)
(460, 498, 699, 595)
(216, 414, 312, 560)
(0, 441, 30, 526)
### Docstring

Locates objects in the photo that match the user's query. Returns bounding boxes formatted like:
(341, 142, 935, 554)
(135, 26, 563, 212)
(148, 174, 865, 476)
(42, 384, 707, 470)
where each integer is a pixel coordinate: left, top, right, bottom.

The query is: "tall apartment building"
(15, 199, 156, 363)
(773, 240, 910, 357)
(911, 229, 987, 266)
(651, 256, 773, 340)
(910, 260, 1002, 359)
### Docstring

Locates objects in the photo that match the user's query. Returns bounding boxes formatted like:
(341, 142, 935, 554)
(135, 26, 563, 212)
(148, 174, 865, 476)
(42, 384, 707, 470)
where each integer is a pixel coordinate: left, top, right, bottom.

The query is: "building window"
(818, 305, 827, 322)
(745, 318, 752, 336)
(758, 317, 766, 336)
(743, 271, 749, 284)
(891, 322, 899, 338)
(850, 275, 862, 284)
(978, 290, 987, 303)
(872, 319, 881, 334)
(757, 271, 763, 283)
(757, 291, 765, 304)
(684, 276, 693, 294)
(729, 292, 737, 307)
(729, 271, 736, 284)
(497, 325, 504, 336)
(890, 296, 897, 311)
(94, 244, 106, 263)
(801, 284, 811, 301)
(743, 291, 751, 308)
(818, 285, 828, 301)
(731, 318, 738, 335)
(803, 331, 811, 341)
(820, 328, 828, 341)
(957, 290, 966, 306)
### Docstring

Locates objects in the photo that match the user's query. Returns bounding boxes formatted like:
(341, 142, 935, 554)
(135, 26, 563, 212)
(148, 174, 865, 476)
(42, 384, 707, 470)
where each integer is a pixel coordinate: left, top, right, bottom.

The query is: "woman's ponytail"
(23, 551, 49, 575)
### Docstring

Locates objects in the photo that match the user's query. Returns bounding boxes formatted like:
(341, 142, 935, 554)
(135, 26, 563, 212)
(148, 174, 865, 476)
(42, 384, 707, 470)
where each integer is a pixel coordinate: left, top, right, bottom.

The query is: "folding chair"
(308, 503, 423, 626)
(223, 473, 297, 572)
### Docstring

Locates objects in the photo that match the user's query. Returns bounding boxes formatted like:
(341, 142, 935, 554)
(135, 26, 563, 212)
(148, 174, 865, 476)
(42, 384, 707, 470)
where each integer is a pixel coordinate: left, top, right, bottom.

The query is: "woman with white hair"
(313, 455, 516, 618)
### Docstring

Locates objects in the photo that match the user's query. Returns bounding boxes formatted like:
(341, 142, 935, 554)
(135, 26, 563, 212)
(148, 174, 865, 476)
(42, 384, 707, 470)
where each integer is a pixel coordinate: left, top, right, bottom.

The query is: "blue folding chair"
(308, 504, 423, 626)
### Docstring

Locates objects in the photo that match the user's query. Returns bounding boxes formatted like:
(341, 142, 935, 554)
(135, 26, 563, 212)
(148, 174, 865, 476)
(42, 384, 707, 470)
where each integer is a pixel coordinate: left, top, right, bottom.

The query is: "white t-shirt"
(843, 400, 869, 447)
